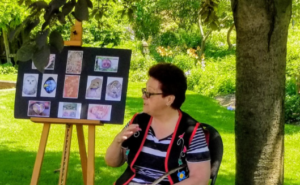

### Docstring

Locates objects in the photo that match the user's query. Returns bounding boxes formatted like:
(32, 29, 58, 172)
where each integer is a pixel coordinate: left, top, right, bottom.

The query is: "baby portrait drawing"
(86, 76, 103, 100)
(22, 74, 39, 97)
(87, 104, 112, 121)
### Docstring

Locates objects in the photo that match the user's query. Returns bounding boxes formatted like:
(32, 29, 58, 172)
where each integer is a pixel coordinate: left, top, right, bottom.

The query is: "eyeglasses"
(141, 88, 163, 98)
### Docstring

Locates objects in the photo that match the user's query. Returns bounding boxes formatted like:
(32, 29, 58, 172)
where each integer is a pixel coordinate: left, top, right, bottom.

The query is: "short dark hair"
(148, 63, 187, 109)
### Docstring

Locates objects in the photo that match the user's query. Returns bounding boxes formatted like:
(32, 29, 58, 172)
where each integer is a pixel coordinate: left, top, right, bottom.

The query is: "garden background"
(0, 0, 300, 184)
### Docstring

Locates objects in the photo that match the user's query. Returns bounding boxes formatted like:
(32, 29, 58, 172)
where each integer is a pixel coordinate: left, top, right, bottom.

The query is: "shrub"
(285, 94, 300, 124)
(0, 63, 17, 75)
(187, 55, 236, 97)
(171, 54, 194, 71)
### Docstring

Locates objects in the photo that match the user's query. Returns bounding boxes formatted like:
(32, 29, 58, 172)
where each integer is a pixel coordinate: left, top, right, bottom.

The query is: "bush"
(129, 52, 156, 82)
(187, 55, 236, 97)
(171, 54, 194, 71)
(0, 63, 17, 75)
(285, 94, 300, 124)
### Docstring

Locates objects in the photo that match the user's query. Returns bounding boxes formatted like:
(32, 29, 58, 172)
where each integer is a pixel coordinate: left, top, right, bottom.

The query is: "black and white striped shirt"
(122, 125, 210, 184)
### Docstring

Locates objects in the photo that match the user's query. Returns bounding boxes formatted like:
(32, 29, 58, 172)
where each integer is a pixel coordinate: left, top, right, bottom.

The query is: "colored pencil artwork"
(57, 102, 82, 119)
(87, 104, 112, 121)
(63, 75, 80, 98)
(22, 73, 39, 97)
(27, 101, 51, 117)
(66, 50, 83, 74)
(94, 56, 119, 72)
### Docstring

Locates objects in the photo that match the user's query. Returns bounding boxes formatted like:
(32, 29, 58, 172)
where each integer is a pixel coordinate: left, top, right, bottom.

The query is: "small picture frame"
(57, 102, 82, 119)
(66, 50, 83, 74)
(94, 56, 119, 72)
(22, 73, 39, 97)
(105, 77, 123, 101)
(40, 74, 58, 97)
(63, 75, 80, 99)
(27, 100, 51, 117)
(87, 104, 112, 121)
(85, 76, 103, 100)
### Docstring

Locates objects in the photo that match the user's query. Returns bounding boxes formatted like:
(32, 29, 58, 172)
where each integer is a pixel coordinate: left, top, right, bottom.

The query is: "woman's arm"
(105, 124, 141, 167)
(174, 160, 211, 185)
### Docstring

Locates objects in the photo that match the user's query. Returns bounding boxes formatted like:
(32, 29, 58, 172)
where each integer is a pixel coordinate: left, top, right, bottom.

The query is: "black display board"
(14, 46, 131, 124)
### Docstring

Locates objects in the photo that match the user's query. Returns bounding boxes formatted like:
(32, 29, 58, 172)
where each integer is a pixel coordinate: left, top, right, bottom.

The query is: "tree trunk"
(231, 0, 292, 185)
(2, 29, 12, 65)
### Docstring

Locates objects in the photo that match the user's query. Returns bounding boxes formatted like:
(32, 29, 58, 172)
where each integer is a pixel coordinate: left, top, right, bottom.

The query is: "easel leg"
(76, 125, 87, 185)
(87, 125, 95, 185)
(30, 123, 51, 185)
(59, 124, 73, 185)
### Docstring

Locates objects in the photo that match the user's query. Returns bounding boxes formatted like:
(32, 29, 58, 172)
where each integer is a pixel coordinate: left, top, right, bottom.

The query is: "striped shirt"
(122, 124, 210, 184)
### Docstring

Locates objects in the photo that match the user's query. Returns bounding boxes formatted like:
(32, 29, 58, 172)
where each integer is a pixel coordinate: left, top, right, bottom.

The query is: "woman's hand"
(105, 124, 141, 167)
(115, 124, 141, 144)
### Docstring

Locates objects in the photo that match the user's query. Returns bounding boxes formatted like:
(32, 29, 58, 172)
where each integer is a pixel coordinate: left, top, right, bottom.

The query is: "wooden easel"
(30, 21, 101, 185)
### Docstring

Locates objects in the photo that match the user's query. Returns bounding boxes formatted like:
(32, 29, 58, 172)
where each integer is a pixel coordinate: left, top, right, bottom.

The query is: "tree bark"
(231, 0, 292, 185)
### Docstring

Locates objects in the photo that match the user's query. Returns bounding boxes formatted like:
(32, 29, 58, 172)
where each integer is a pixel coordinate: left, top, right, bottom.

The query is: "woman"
(105, 63, 211, 185)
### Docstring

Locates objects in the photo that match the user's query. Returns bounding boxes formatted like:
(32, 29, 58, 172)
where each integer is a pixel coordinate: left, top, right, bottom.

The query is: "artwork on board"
(57, 102, 82, 119)
(32, 54, 56, 70)
(63, 75, 80, 99)
(105, 77, 123, 101)
(66, 50, 83, 74)
(94, 56, 119, 72)
(40, 74, 58, 97)
(87, 104, 112, 121)
(27, 100, 51, 117)
(85, 76, 103, 100)
(22, 73, 39, 97)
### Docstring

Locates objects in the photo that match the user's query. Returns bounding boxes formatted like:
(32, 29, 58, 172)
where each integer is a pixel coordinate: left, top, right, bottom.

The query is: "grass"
(0, 74, 17, 81)
(0, 82, 299, 184)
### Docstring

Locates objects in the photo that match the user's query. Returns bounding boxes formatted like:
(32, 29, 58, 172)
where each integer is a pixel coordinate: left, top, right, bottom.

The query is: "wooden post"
(2, 29, 12, 65)
(30, 124, 51, 185)
(77, 125, 87, 185)
(64, 21, 83, 46)
(59, 124, 73, 185)
(87, 125, 95, 185)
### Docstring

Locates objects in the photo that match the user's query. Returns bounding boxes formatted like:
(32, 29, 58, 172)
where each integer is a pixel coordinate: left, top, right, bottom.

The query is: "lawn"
(0, 81, 299, 184)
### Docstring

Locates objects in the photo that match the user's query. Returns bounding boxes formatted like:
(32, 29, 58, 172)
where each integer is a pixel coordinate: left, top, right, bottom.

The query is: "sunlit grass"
(0, 82, 299, 184)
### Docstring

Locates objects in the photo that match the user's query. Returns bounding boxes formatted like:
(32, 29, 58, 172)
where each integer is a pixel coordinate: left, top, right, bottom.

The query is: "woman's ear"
(166, 95, 175, 106)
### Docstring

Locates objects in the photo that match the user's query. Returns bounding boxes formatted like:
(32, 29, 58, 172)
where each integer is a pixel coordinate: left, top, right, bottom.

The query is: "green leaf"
(25, 0, 32, 6)
(36, 28, 49, 49)
(32, 45, 50, 73)
(87, 0, 93, 9)
(23, 18, 40, 40)
(62, 0, 76, 15)
(57, 12, 66, 24)
(18, 0, 24, 5)
(74, 0, 89, 21)
(16, 42, 36, 62)
(49, 30, 64, 52)
(28, 1, 48, 12)
(9, 25, 24, 42)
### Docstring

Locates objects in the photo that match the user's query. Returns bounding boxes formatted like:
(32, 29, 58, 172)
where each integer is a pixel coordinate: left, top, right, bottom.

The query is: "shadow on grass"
(0, 147, 298, 185)
(0, 145, 126, 185)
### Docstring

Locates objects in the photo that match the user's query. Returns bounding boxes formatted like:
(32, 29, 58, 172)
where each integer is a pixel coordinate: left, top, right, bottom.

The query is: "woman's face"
(142, 77, 172, 115)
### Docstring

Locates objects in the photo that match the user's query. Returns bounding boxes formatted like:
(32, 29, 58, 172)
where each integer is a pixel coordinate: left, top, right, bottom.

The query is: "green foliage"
(171, 54, 194, 71)
(132, 0, 161, 40)
(285, 94, 300, 124)
(0, 63, 17, 75)
(0, 0, 27, 30)
(129, 51, 156, 82)
(187, 55, 236, 97)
